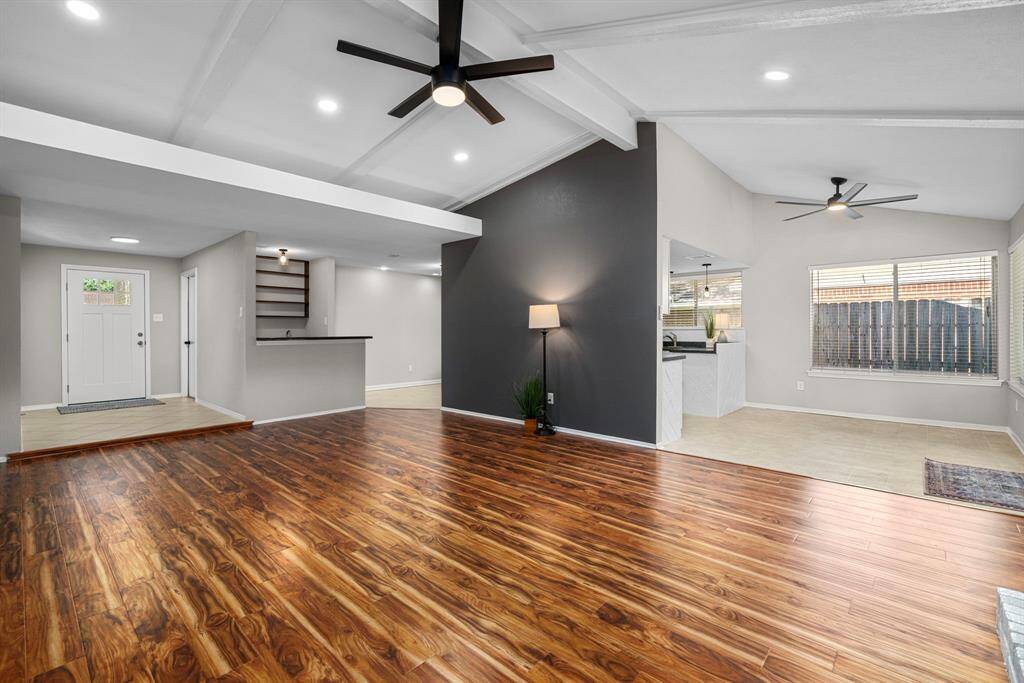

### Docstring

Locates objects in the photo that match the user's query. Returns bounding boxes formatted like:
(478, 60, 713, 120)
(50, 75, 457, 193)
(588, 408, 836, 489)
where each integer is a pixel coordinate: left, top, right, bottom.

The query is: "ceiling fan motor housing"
(431, 63, 466, 95)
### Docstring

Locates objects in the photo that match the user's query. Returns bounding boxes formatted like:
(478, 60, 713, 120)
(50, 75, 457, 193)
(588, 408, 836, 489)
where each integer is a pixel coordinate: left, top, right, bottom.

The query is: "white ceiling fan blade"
(783, 208, 827, 222)
(845, 207, 863, 220)
(848, 194, 918, 207)
(839, 182, 867, 202)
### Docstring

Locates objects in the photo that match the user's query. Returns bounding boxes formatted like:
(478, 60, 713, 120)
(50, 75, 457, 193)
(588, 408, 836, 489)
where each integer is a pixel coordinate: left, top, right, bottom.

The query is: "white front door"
(66, 268, 147, 404)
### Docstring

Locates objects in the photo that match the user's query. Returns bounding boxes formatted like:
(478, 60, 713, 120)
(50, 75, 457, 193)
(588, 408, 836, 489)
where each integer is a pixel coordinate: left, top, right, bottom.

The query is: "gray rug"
(57, 398, 164, 414)
(925, 459, 1024, 512)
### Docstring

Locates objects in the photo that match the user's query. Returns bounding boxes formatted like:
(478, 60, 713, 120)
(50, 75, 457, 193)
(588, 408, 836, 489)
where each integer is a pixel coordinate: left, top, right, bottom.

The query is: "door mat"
(57, 398, 164, 415)
(925, 458, 1024, 513)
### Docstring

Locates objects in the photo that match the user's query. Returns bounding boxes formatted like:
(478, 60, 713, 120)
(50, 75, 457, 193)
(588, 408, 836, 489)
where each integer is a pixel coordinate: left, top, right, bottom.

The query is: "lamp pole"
(536, 328, 555, 435)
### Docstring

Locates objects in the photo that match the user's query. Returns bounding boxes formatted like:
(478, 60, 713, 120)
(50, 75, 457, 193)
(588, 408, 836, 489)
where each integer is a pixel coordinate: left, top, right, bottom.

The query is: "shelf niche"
(255, 254, 309, 319)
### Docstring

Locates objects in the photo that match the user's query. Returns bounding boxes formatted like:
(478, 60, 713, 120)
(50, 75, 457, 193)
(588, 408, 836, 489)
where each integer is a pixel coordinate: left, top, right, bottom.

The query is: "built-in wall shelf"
(255, 255, 309, 319)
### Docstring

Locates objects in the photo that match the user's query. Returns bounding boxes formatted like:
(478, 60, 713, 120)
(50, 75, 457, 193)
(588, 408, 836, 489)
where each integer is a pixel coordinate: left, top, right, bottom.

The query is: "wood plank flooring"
(0, 407, 1019, 681)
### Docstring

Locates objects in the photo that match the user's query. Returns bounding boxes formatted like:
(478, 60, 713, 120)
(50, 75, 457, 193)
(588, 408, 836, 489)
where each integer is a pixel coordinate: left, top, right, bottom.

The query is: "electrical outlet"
(547, 392, 555, 405)
(796, 381, 805, 391)
(152, 313, 163, 322)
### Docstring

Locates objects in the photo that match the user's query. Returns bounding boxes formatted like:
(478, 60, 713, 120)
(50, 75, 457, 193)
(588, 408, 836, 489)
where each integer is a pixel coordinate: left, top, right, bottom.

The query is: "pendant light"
(278, 248, 289, 266)
(702, 262, 712, 298)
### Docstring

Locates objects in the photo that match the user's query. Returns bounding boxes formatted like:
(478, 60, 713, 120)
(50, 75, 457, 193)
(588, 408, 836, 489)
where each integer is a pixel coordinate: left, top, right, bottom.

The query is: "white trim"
(440, 406, 657, 449)
(20, 403, 59, 412)
(1007, 427, 1024, 456)
(1008, 380, 1024, 399)
(366, 379, 441, 392)
(807, 369, 1002, 387)
(61, 264, 152, 406)
(180, 267, 197, 400)
(253, 405, 365, 425)
(1010, 232, 1024, 255)
(194, 398, 247, 421)
(646, 110, 1024, 130)
(808, 249, 999, 271)
(745, 401, 1009, 433)
(152, 393, 183, 399)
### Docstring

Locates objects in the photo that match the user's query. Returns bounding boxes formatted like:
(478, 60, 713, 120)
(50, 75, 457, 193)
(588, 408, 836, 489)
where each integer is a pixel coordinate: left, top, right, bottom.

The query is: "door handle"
(184, 340, 192, 345)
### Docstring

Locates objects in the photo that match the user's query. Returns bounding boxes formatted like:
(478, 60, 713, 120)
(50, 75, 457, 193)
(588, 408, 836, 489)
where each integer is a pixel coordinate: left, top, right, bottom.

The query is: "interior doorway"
(180, 268, 197, 398)
(61, 265, 150, 405)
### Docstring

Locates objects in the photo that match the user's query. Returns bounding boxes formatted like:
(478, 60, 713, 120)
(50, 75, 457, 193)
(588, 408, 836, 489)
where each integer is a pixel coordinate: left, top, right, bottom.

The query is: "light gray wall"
(745, 194, 1011, 426)
(335, 265, 440, 387)
(0, 198, 21, 458)
(180, 232, 249, 416)
(307, 257, 336, 337)
(1006, 202, 1024, 441)
(20, 244, 182, 407)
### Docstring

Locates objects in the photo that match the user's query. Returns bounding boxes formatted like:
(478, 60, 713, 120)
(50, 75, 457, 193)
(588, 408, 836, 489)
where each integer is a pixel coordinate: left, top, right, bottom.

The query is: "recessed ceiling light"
(317, 98, 339, 113)
(379, 266, 389, 271)
(453, 151, 469, 163)
(110, 236, 139, 244)
(66, 0, 100, 21)
(764, 70, 790, 81)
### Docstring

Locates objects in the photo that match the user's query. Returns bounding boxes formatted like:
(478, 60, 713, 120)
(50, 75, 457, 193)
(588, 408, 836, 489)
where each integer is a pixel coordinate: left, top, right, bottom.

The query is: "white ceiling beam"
(521, 0, 1024, 50)
(375, 0, 637, 150)
(644, 110, 1024, 129)
(167, 0, 284, 146)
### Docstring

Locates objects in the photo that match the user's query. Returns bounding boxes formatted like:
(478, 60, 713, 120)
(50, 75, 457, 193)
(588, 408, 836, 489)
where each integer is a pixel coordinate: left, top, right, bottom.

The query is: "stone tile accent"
(998, 587, 1024, 683)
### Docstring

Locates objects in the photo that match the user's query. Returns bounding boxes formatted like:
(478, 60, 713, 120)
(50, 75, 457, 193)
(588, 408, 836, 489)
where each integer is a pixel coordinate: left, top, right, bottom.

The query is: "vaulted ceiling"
(1, 0, 1022, 262)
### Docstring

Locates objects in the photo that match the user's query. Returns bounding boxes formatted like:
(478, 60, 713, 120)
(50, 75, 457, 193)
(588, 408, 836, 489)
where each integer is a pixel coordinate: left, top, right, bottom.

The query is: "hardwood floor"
(0, 408, 1019, 681)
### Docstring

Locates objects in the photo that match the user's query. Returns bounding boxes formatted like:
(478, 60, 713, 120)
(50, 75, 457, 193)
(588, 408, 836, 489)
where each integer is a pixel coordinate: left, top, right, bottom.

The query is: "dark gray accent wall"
(443, 123, 658, 443)
(0, 197, 20, 457)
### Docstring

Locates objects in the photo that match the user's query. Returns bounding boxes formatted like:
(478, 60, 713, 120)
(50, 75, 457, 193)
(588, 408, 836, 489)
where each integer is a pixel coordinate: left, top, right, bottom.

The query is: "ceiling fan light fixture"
(432, 85, 465, 107)
(827, 201, 848, 212)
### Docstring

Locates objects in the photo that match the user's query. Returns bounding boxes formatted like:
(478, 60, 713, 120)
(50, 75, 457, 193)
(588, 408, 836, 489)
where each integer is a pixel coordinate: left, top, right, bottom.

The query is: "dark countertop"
(256, 335, 373, 341)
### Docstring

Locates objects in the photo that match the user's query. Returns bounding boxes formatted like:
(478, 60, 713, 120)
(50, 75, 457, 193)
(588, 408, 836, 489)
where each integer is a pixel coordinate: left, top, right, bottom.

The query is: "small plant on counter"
(512, 373, 544, 433)
(703, 310, 717, 348)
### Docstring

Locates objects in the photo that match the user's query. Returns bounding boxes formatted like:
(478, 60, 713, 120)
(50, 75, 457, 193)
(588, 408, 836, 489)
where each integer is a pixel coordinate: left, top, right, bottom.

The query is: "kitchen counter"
(255, 335, 372, 346)
(681, 342, 745, 417)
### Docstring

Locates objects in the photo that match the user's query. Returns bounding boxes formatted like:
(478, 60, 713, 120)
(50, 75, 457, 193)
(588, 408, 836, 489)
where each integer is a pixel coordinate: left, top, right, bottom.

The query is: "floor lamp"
(528, 304, 560, 436)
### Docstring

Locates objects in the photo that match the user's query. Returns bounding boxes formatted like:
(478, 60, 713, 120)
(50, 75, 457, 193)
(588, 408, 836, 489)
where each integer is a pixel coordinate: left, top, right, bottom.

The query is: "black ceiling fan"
(778, 177, 919, 222)
(335, 0, 554, 124)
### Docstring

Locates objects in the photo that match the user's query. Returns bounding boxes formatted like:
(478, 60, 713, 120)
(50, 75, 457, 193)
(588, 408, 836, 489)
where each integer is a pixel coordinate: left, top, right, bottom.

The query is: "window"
(810, 253, 997, 379)
(82, 277, 132, 306)
(664, 272, 742, 328)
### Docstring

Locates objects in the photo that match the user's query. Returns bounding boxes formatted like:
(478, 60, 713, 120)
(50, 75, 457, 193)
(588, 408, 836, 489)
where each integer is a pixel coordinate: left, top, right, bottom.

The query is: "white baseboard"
(1008, 428, 1024, 456)
(253, 405, 365, 425)
(366, 379, 441, 392)
(195, 398, 248, 421)
(152, 392, 183, 399)
(20, 403, 58, 412)
(440, 406, 656, 449)
(745, 401, 1009, 433)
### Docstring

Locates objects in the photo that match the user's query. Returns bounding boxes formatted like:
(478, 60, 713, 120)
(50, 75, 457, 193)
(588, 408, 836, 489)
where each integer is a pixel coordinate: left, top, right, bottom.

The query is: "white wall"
(745, 194, 1010, 427)
(335, 266, 441, 388)
(0, 198, 21, 458)
(21, 244, 182, 407)
(1005, 202, 1024, 442)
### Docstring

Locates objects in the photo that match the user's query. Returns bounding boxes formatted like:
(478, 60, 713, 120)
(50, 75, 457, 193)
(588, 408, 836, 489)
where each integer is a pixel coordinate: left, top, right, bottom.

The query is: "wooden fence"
(812, 298, 995, 374)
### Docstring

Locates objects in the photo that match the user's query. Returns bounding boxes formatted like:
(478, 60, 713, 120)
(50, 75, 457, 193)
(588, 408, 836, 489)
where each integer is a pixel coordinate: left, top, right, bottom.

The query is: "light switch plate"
(152, 313, 164, 322)
(796, 381, 805, 391)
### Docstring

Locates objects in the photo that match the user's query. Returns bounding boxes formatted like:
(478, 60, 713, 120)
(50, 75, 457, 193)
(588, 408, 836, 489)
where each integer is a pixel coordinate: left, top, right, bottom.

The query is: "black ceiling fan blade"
(465, 83, 504, 124)
(387, 83, 432, 118)
(337, 40, 432, 75)
(845, 207, 864, 220)
(839, 182, 867, 202)
(783, 208, 827, 222)
(463, 55, 555, 81)
(438, 0, 463, 66)
(848, 194, 918, 207)
(776, 200, 826, 206)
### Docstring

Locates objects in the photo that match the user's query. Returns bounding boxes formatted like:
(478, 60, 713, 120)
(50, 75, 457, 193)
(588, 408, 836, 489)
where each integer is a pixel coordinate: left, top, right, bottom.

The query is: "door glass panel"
(82, 278, 132, 305)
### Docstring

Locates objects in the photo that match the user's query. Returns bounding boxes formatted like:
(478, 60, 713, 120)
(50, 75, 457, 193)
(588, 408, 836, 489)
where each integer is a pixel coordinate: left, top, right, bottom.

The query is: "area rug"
(925, 459, 1024, 513)
(56, 398, 164, 414)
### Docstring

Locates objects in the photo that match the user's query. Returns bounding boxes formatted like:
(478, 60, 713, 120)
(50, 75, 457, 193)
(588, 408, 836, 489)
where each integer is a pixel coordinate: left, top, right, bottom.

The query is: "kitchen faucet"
(663, 332, 677, 345)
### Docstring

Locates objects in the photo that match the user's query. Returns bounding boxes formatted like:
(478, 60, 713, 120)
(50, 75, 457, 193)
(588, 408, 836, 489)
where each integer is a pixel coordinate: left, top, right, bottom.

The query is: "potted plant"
(512, 373, 544, 433)
(703, 310, 717, 348)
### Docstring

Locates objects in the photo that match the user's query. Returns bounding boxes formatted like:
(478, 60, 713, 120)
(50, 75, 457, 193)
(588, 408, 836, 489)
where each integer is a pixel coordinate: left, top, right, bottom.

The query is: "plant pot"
(706, 338, 716, 348)
(523, 418, 538, 433)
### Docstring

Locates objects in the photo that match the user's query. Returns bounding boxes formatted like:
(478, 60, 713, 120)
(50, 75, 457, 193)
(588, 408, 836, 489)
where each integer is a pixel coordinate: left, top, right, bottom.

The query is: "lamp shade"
(528, 304, 560, 329)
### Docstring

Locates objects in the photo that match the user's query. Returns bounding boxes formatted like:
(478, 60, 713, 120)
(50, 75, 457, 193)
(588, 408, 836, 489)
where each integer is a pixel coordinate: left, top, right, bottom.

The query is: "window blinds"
(1011, 244, 1024, 384)
(810, 253, 997, 378)
(664, 272, 742, 328)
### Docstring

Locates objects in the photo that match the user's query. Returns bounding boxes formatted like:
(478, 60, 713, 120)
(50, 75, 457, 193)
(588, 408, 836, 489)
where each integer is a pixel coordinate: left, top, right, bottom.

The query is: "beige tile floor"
(660, 407, 1024, 514)
(19, 397, 242, 453)
(365, 383, 441, 409)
